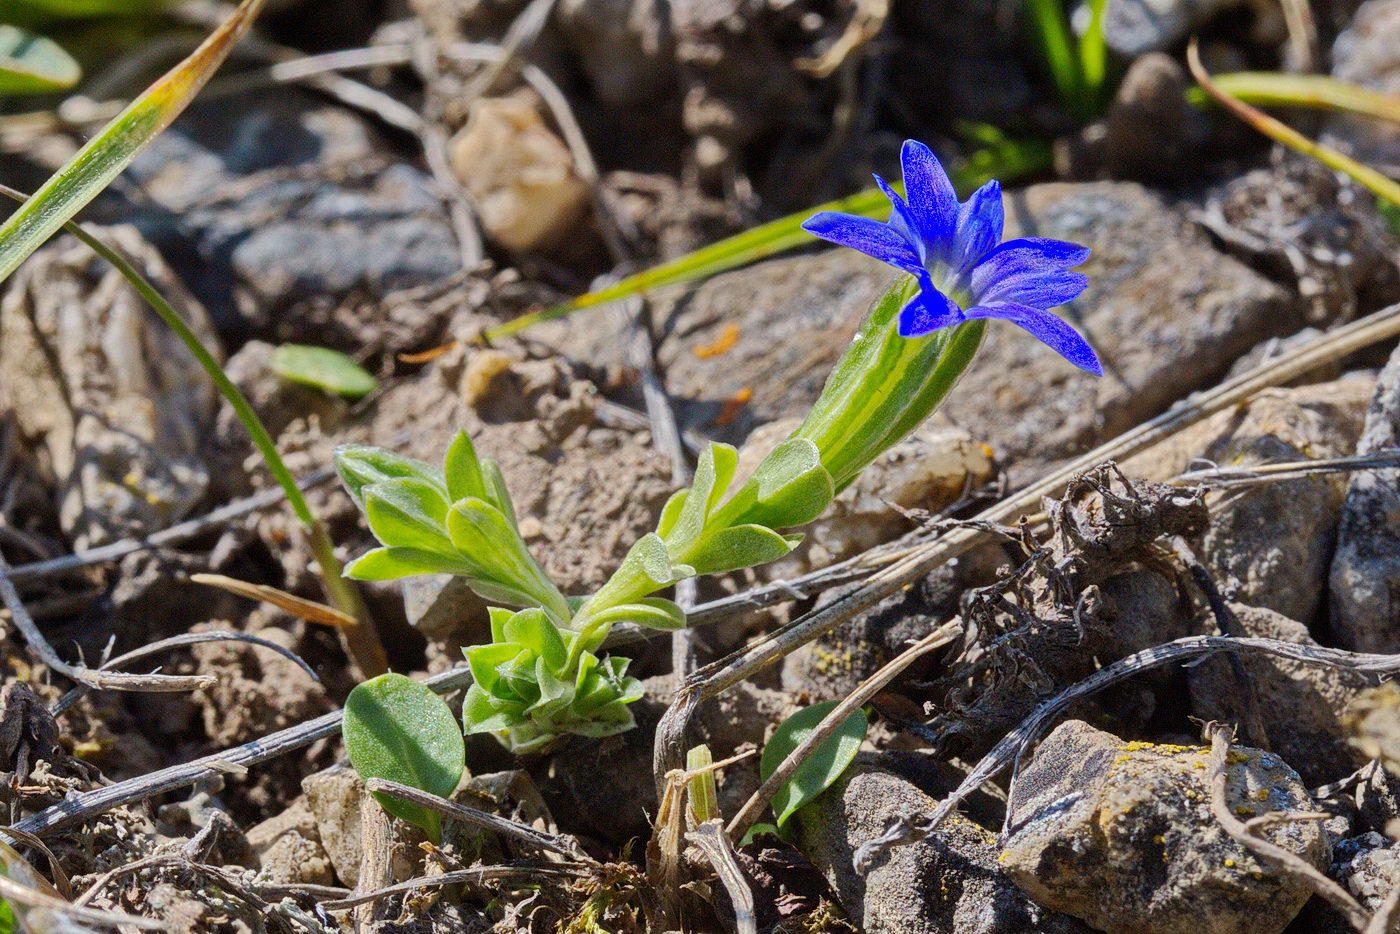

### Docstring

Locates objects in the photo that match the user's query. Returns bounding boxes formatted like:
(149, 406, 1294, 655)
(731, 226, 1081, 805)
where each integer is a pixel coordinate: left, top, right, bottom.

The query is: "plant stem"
(0, 185, 388, 677)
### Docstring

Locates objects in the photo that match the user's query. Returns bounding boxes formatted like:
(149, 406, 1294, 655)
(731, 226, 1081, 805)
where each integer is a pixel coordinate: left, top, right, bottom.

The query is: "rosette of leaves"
(461, 606, 654, 753)
(335, 431, 571, 623)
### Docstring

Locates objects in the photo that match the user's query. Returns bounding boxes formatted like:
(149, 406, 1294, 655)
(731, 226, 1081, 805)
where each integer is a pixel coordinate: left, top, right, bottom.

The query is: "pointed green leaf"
(502, 607, 567, 671)
(582, 598, 688, 632)
(446, 498, 566, 617)
(344, 673, 465, 842)
(270, 344, 377, 399)
(335, 443, 443, 505)
(363, 478, 454, 555)
(762, 701, 868, 828)
(656, 489, 689, 538)
(0, 0, 267, 288)
(480, 459, 519, 526)
(443, 430, 487, 503)
(464, 642, 523, 697)
(686, 524, 800, 576)
(462, 683, 522, 733)
(733, 437, 835, 529)
(344, 546, 470, 580)
(0, 26, 79, 96)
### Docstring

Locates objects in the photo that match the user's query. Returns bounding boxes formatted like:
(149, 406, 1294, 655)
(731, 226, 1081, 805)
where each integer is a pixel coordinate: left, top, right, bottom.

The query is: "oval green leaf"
(343, 673, 466, 841)
(271, 344, 378, 398)
(761, 701, 868, 828)
(0, 26, 80, 96)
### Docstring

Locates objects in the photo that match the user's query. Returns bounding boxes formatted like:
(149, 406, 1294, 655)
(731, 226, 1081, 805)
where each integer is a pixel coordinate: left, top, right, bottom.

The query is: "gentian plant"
(339, 141, 1099, 790)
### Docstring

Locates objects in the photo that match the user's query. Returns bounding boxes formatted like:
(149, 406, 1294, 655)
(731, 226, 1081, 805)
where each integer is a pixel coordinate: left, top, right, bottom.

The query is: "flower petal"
(965, 303, 1103, 375)
(897, 281, 964, 338)
(802, 211, 925, 277)
(950, 180, 1003, 273)
(899, 140, 958, 253)
(874, 173, 926, 266)
(976, 268, 1089, 307)
(969, 237, 1091, 307)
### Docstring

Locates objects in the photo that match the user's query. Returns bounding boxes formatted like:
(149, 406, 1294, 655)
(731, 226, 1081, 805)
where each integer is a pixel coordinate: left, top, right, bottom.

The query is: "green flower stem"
(0, 186, 389, 677)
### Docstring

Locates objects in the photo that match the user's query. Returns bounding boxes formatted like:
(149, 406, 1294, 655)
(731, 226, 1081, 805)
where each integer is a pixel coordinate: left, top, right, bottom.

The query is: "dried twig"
(50, 629, 319, 717)
(726, 620, 961, 842)
(0, 551, 213, 693)
(4, 468, 335, 584)
(1206, 724, 1368, 930)
(687, 820, 757, 934)
(322, 864, 585, 912)
(364, 778, 587, 860)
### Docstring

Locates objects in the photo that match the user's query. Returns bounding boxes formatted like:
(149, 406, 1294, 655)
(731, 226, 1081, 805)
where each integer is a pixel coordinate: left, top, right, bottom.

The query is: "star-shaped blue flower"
(802, 140, 1103, 375)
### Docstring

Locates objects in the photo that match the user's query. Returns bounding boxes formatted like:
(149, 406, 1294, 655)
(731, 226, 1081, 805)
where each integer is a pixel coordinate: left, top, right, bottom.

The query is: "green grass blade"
(1186, 71, 1400, 125)
(1079, 0, 1111, 111)
(483, 137, 1052, 341)
(0, 25, 81, 95)
(0, 0, 265, 287)
(1188, 43, 1400, 211)
(1026, 0, 1085, 119)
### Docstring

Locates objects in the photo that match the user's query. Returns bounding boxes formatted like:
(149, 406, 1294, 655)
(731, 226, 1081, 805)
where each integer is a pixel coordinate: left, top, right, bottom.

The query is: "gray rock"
(0, 226, 220, 548)
(1335, 832, 1400, 911)
(1123, 378, 1374, 622)
(537, 181, 1299, 483)
(1203, 158, 1400, 325)
(246, 796, 335, 887)
(112, 91, 459, 340)
(1000, 721, 1329, 934)
(302, 763, 367, 888)
(555, 0, 675, 107)
(1103, 54, 1207, 182)
(1327, 0, 1400, 169)
(1097, 568, 1193, 660)
(1188, 603, 1377, 785)
(794, 752, 1094, 933)
(1330, 343, 1400, 651)
(1103, 0, 1245, 55)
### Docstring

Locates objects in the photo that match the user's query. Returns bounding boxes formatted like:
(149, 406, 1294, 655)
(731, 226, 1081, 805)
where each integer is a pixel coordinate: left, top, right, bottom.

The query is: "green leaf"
(5, 0, 170, 21)
(445, 498, 568, 618)
(687, 745, 719, 824)
(271, 344, 378, 399)
(729, 437, 834, 529)
(667, 443, 738, 547)
(1185, 72, 1400, 124)
(464, 642, 526, 697)
(480, 459, 519, 526)
(761, 701, 868, 828)
(363, 478, 455, 556)
(462, 683, 522, 733)
(0, 26, 80, 96)
(685, 524, 801, 576)
(0, 0, 267, 288)
(1188, 46, 1400, 212)
(502, 607, 567, 671)
(1027, 0, 1088, 120)
(343, 673, 466, 841)
(344, 546, 469, 580)
(444, 430, 487, 503)
(581, 598, 688, 632)
(740, 822, 780, 846)
(655, 489, 689, 538)
(335, 444, 444, 506)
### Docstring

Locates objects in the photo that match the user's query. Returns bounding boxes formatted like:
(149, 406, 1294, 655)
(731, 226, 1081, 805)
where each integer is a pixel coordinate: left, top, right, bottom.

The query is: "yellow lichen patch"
(1235, 805, 1255, 816)
(1224, 858, 1236, 868)
(1255, 788, 1270, 801)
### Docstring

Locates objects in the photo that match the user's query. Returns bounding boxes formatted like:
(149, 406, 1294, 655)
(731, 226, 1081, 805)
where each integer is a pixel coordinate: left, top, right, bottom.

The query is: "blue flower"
(801, 140, 1102, 376)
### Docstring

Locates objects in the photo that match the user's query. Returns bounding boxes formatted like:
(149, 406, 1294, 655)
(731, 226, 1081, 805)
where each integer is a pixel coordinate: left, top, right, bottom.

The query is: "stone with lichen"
(999, 720, 1328, 934)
